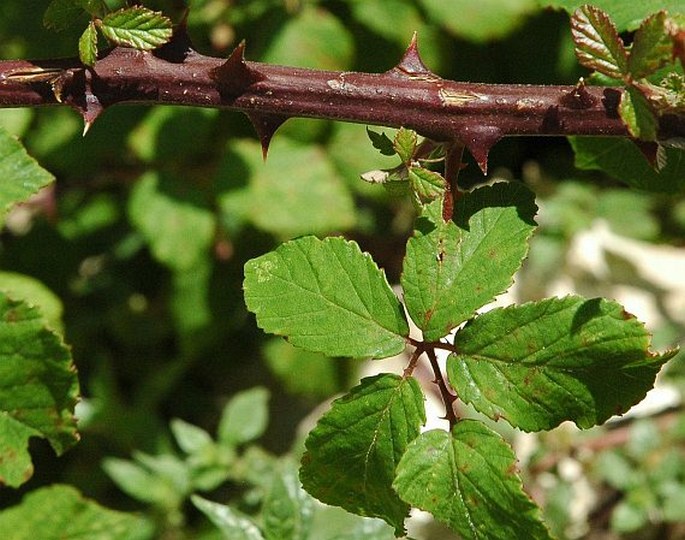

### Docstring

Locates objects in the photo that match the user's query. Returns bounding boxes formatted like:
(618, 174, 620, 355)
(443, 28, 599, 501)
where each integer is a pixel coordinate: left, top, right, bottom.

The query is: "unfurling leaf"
(98, 7, 172, 50)
(571, 5, 628, 79)
(619, 86, 658, 140)
(407, 166, 445, 203)
(393, 127, 417, 165)
(402, 183, 537, 341)
(393, 422, 552, 540)
(244, 236, 408, 358)
(447, 296, 677, 431)
(628, 11, 672, 79)
(79, 21, 98, 66)
(300, 374, 425, 535)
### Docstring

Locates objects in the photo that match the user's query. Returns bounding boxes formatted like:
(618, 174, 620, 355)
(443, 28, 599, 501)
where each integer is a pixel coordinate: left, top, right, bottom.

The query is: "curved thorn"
(211, 41, 264, 97)
(390, 32, 438, 79)
(457, 125, 503, 175)
(247, 112, 289, 160)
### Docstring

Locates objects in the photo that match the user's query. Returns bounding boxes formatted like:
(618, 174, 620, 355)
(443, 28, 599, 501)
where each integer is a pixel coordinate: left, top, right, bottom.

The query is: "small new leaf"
(393, 127, 417, 165)
(98, 7, 173, 51)
(619, 86, 658, 140)
(393, 423, 552, 540)
(447, 296, 676, 431)
(366, 128, 396, 157)
(407, 166, 445, 204)
(300, 374, 425, 535)
(571, 5, 629, 79)
(79, 21, 98, 67)
(244, 236, 409, 358)
(629, 11, 672, 79)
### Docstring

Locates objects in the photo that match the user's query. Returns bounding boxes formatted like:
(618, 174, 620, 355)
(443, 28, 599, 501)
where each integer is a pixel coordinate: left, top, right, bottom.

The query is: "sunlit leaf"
(393, 423, 552, 539)
(98, 6, 172, 50)
(244, 236, 409, 358)
(628, 11, 672, 79)
(447, 296, 676, 431)
(78, 21, 98, 66)
(300, 374, 425, 535)
(571, 4, 629, 78)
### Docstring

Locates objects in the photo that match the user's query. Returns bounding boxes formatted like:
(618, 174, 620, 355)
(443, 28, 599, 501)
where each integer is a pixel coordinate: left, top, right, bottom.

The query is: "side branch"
(2, 36, 683, 172)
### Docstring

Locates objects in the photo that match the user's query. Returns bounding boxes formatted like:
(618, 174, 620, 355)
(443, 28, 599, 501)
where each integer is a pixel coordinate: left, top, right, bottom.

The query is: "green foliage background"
(1, 1, 685, 538)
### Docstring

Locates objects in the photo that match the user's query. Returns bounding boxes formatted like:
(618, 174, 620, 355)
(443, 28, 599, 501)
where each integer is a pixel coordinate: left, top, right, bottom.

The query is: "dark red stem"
(2, 33, 683, 173)
(426, 348, 458, 429)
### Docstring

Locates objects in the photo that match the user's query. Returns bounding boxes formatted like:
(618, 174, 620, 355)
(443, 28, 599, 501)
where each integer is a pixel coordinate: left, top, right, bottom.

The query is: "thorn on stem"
(390, 32, 439, 79)
(457, 125, 502, 175)
(211, 40, 264, 97)
(247, 112, 288, 159)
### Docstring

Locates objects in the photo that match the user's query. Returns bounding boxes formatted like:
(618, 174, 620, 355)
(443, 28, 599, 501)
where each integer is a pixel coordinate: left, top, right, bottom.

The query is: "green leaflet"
(0, 293, 79, 487)
(300, 374, 425, 535)
(393, 422, 552, 540)
(619, 86, 658, 140)
(569, 136, 685, 192)
(98, 6, 172, 50)
(571, 4, 629, 79)
(78, 21, 98, 66)
(262, 463, 314, 540)
(0, 485, 153, 540)
(244, 236, 409, 358)
(0, 127, 54, 228)
(447, 296, 677, 431)
(628, 11, 672, 79)
(402, 182, 537, 341)
(393, 127, 417, 165)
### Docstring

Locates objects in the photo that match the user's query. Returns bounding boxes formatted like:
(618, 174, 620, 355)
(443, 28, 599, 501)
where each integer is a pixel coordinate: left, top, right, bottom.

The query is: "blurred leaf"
(571, 4, 628, 79)
(393, 422, 552, 540)
(350, 1, 424, 46)
(78, 21, 98, 66)
(192, 495, 265, 540)
(595, 451, 640, 490)
(629, 11, 672, 78)
(662, 483, 685, 521)
(98, 7, 172, 50)
(230, 139, 356, 237)
(0, 485, 153, 540)
(218, 387, 270, 446)
(244, 236, 409, 358)
(611, 499, 649, 533)
(0, 272, 63, 332)
(619, 86, 658, 140)
(103, 453, 189, 507)
(263, 339, 340, 399)
(127, 172, 215, 270)
(262, 6, 353, 70)
(43, 0, 105, 31)
(263, 463, 314, 540)
(402, 183, 537, 341)
(0, 293, 79, 487)
(539, 1, 685, 32)
(0, 127, 54, 228)
(419, 0, 537, 42)
(300, 374, 425, 535)
(596, 189, 658, 240)
(447, 296, 676, 431)
(569, 136, 685, 192)
(171, 418, 213, 455)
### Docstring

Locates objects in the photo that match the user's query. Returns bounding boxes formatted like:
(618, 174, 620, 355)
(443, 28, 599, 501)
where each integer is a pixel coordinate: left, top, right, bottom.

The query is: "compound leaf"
(571, 5, 628, 79)
(393, 422, 552, 540)
(244, 236, 409, 358)
(628, 11, 672, 79)
(0, 485, 153, 540)
(401, 182, 537, 341)
(0, 293, 79, 487)
(0, 127, 54, 228)
(447, 296, 676, 431)
(98, 6, 172, 50)
(300, 374, 425, 535)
